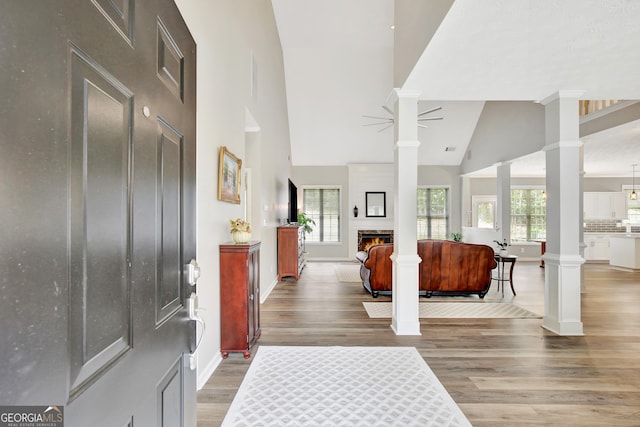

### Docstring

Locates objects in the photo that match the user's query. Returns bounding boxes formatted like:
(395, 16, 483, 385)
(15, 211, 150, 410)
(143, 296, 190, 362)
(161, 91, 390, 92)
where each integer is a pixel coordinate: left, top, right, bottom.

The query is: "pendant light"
(632, 164, 637, 201)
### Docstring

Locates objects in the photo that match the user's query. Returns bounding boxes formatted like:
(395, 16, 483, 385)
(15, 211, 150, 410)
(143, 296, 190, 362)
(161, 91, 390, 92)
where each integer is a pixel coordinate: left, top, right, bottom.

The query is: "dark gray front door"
(0, 1, 197, 425)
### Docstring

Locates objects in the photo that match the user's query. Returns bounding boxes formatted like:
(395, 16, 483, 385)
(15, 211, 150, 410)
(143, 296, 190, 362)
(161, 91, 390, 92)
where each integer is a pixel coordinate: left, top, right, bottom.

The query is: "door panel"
(157, 118, 184, 324)
(158, 357, 183, 426)
(92, 0, 135, 45)
(68, 45, 134, 395)
(0, 1, 197, 425)
(157, 19, 185, 102)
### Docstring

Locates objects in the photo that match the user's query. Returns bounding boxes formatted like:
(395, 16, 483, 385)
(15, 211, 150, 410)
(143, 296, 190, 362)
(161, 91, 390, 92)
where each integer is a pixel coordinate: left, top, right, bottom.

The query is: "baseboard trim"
(260, 277, 278, 303)
(197, 352, 222, 390)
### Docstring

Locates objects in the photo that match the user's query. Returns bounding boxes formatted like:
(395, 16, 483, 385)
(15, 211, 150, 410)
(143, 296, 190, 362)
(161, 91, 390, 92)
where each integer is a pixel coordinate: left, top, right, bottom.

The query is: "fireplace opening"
(358, 230, 394, 252)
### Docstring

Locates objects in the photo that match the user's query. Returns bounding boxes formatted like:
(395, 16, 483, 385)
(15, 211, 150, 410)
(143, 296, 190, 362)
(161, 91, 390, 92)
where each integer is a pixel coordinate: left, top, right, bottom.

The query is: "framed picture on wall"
(366, 192, 386, 217)
(218, 146, 242, 204)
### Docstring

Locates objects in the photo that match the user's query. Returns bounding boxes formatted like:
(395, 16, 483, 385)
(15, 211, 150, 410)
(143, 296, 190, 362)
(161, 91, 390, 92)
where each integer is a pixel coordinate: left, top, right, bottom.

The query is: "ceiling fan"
(363, 106, 443, 132)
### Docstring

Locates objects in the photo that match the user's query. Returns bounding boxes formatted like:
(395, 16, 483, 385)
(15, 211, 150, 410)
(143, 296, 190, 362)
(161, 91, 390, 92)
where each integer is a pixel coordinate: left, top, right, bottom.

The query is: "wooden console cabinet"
(219, 241, 261, 358)
(277, 226, 304, 281)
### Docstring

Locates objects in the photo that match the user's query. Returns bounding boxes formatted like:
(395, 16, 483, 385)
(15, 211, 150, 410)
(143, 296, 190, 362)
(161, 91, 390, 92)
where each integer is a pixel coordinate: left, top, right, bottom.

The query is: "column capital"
(538, 90, 585, 106)
(543, 140, 583, 151)
(494, 161, 512, 169)
(386, 88, 421, 105)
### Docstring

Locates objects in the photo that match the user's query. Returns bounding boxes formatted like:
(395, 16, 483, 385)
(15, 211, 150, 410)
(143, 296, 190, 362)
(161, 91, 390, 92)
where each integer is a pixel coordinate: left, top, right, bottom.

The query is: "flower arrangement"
(230, 218, 251, 233)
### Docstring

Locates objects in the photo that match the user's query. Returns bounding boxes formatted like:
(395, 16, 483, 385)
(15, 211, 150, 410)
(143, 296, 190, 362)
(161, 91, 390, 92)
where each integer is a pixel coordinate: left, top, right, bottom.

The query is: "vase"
(499, 248, 508, 257)
(232, 230, 251, 244)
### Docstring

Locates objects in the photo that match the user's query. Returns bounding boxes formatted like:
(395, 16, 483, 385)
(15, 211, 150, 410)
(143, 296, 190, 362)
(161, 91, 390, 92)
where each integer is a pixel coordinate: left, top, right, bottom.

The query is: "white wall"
(348, 164, 395, 259)
(174, 0, 291, 389)
(293, 163, 462, 260)
(393, 0, 454, 87)
(291, 165, 350, 260)
(461, 101, 545, 175)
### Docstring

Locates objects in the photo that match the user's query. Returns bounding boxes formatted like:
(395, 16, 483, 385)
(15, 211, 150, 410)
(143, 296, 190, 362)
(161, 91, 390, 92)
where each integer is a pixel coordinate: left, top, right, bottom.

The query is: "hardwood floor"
(197, 260, 640, 426)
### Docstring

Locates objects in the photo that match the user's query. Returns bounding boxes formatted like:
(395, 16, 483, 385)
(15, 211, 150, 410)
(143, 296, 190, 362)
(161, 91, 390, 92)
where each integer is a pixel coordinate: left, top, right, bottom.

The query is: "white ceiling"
(272, 0, 640, 176)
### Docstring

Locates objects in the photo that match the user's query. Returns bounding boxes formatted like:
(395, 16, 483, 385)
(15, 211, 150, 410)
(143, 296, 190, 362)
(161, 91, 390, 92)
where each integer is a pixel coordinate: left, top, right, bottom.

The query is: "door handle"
(186, 259, 201, 286)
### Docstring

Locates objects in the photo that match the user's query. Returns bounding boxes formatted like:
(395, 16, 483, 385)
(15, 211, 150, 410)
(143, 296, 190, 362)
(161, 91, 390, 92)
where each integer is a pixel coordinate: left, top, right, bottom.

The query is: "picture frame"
(218, 146, 242, 204)
(365, 192, 386, 217)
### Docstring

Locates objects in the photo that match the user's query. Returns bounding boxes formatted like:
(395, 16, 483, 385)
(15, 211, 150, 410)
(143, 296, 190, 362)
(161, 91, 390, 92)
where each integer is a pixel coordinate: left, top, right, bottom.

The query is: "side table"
(493, 254, 517, 296)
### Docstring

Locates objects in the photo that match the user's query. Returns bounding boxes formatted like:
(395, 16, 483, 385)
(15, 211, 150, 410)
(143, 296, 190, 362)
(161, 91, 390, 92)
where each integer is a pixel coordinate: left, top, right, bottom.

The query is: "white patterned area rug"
(222, 346, 471, 427)
(335, 264, 362, 282)
(362, 302, 541, 319)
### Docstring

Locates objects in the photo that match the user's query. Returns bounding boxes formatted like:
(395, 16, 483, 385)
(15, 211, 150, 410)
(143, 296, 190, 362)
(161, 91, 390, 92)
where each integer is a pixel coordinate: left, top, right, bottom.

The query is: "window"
(622, 186, 640, 224)
(510, 188, 546, 242)
(417, 187, 449, 240)
(472, 196, 496, 228)
(302, 187, 340, 242)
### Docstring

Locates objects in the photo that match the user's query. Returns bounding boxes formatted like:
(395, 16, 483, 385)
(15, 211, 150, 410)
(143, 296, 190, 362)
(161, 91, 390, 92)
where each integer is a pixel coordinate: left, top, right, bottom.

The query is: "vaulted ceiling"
(272, 0, 640, 177)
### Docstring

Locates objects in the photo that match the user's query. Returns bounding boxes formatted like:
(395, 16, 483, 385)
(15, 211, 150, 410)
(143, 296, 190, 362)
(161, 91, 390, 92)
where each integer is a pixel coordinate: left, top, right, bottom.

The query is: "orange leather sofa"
(357, 239, 497, 298)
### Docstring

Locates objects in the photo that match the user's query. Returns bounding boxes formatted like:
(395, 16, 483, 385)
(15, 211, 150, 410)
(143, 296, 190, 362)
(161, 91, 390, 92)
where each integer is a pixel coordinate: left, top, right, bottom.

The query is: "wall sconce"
(353, 205, 359, 218)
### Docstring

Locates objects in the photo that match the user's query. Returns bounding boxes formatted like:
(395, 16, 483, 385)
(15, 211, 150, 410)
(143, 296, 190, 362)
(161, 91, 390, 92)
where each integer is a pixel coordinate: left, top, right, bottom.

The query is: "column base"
(542, 253, 584, 336)
(390, 253, 421, 336)
(391, 319, 421, 336)
(542, 319, 584, 336)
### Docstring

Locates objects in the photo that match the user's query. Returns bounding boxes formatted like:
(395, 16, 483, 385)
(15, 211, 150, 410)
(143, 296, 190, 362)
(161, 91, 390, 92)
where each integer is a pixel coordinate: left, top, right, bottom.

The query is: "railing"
(579, 100, 621, 117)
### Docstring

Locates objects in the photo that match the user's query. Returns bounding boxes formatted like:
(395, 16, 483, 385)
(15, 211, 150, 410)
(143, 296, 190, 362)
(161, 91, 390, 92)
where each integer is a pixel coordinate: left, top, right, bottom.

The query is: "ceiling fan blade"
(382, 105, 394, 115)
(363, 121, 394, 127)
(362, 115, 393, 120)
(417, 106, 442, 117)
(377, 124, 394, 132)
(417, 124, 429, 129)
(418, 117, 443, 121)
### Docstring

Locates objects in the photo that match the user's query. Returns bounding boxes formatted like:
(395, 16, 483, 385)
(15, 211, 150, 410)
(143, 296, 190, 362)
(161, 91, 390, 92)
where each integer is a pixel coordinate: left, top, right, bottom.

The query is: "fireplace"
(358, 230, 394, 252)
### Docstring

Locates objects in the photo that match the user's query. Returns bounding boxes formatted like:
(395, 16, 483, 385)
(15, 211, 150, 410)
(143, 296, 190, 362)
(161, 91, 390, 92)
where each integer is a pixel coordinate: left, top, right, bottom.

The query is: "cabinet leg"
(221, 351, 229, 359)
(243, 352, 251, 359)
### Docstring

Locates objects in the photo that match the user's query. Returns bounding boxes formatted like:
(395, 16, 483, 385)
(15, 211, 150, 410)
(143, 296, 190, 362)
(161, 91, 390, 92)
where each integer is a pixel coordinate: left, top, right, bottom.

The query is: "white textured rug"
(362, 302, 541, 319)
(222, 346, 471, 427)
(335, 264, 362, 282)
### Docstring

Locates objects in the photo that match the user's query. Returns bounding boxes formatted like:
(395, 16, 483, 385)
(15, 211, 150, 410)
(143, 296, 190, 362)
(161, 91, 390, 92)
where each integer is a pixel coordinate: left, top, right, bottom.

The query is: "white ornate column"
(496, 162, 511, 243)
(540, 91, 584, 336)
(389, 89, 421, 335)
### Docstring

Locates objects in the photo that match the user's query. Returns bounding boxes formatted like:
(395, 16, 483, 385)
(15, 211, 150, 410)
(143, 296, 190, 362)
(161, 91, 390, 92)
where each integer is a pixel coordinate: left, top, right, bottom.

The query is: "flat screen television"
(288, 178, 298, 224)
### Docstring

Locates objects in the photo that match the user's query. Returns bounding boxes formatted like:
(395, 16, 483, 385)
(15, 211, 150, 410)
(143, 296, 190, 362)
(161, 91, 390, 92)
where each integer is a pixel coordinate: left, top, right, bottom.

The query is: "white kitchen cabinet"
(584, 234, 610, 261)
(610, 192, 628, 219)
(583, 192, 627, 219)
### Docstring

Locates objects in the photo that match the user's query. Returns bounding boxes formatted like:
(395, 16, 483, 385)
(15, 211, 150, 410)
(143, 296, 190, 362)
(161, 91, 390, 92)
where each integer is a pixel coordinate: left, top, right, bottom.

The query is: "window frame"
(510, 185, 546, 242)
(300, 185, 342, 244)
(621, 185, 640, 225)
(471, 195, 497, 229)
(416, 186, 450, 240)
